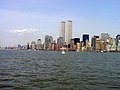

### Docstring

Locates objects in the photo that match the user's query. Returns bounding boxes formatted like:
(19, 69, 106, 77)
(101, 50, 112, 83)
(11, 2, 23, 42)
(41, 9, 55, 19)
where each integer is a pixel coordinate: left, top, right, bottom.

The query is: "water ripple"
(0, 50, 120, 90)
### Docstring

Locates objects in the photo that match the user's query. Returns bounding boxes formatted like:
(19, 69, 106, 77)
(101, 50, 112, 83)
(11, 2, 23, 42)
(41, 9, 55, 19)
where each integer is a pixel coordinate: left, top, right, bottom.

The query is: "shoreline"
(1, 49, 120, 53)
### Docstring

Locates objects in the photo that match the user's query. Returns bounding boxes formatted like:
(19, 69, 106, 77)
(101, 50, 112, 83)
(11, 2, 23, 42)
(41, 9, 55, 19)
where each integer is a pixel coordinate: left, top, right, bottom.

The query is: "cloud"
(10, 29, 39, 34)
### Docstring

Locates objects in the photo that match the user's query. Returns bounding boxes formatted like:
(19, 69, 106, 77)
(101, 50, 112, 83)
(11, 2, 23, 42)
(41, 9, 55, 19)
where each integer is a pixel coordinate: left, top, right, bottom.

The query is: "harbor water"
(0, 50, 120, 90)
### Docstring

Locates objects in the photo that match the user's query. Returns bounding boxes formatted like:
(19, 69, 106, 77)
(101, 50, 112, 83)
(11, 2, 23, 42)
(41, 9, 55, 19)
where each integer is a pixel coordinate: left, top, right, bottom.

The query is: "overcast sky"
(0, 0, 120, 47)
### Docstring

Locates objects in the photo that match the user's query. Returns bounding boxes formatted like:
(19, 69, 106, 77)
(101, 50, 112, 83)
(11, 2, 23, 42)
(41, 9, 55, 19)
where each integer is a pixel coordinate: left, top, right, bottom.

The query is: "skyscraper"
(91, 35, 99, 51)
(74, 38, 80, 45)
(101, 33, 110, 42)
(44, 35, 53, 50)
(57, 37, 64, 49)
(26, 42, 30, 50)
(117, 40, 120, 51)
(110, 38, 116, 51)
(36, 39, 42, 50)
(31, 41, 36, 50)
(116, 34, 120, 46)
(83, 34, 89, 46)
(60, 21, 65, 42)
(70, 39, 75, 49)
(65, 20, 72, 45)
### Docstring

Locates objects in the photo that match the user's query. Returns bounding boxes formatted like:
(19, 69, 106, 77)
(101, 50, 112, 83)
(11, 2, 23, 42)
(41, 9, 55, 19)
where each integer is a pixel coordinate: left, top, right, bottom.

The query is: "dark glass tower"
(116, 34, 120, 46)
(83, 34, 89, 46)
(91, 35, 99, 51)
(74, 38, 80, 45)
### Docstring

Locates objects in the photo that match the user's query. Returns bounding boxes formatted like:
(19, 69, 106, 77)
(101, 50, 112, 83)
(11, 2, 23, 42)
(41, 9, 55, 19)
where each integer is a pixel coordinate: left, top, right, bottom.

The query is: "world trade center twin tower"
(59, 20, 72, 45)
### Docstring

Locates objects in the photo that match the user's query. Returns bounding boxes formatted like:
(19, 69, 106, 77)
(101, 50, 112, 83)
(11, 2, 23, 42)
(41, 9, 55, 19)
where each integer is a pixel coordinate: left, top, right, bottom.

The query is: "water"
(0, 50, 120, 90)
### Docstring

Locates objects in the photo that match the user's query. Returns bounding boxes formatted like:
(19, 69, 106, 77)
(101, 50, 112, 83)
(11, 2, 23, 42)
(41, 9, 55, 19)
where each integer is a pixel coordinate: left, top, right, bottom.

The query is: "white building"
(65, 20, 72, 45)
(110, 38, 116, 51)
(36, 39, 42, 50)
(60, 21, 65, 42)
(31, 41, 36, 50)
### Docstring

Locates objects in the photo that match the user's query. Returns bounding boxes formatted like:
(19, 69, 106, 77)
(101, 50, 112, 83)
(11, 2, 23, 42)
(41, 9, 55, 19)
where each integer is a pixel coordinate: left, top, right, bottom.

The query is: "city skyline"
(0, 0, 120, 47)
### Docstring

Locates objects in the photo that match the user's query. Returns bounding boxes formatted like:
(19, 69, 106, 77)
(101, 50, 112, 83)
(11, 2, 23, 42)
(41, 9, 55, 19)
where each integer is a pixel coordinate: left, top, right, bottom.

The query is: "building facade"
(36, 39, 42, 50)
(65, 20, 72, 45)
(31, 41, 36, 50)
(44, 35, 53, 50)
(60, 21, 65, 42)
(57, 37, 64, 50)
(116, 34, 120, 46)
(83, 34, 89, 46)
(74, 38, 80, 45)
(101, 33, 110, 42)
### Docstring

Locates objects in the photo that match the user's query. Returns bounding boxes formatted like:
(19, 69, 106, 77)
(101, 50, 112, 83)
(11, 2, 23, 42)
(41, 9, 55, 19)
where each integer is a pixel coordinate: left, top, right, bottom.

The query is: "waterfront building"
(26, 42, 30, 50)
(74, 38, 80, 51)
(85, 39, 92, 51)
(96, 39, 103, 51)
(76, 42, 80, 51)
(18, 44, 22, 50)
(65, 20, 72, 45)
(74, 38, 80, 45)
(101, 42, 106, 51)
(91, 37, 96, 51)
(36, 39, 42, 50)
(101, 33, 110, 42)
(85, 39, 89, 48)
(116, 34, 120, 46)
(70, 39, 75, 50)
(91, 35, 99, 51)
(106, 37, 112, 44)
(68, 44, 70, 48)
(81, 41, 84, 47)
(63, 42, 67, 48)
(60, 21, 65, 42)
(21, 45, 26, 50)
(88, 42, 92, 51)
(106, 44, 111, 51)
(96, 39, 106, 51)
(81, 46, 85, 51)
(83, 34, 89, 46)
(44, 35, 53, 50)
(51, 40, 57, 51)
(57, 37, 64, 50)
(80, 41, 85, 51)
(117, 40, 120, 51)
(31, 41, 36, 50)
(110, 38, 116, 51)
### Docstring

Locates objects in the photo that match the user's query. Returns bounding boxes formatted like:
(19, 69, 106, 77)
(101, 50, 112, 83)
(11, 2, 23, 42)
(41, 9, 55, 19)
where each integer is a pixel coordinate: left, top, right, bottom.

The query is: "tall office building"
(31, 41, 36, 50)
(44, 35, 53, 50)
(70, 39, 74, 49)
(36, 39, 42, 50)
(117, 40, 120, 51)
(26, 42, 30, 50)
(96, 39, 102, 51)
(51, 40, 57, 51)
(60, 21, 65, 42)
(83, 34, 89, 46)
(57, 37, 64, 49)
(110, 38, 116, 51)
(101, 33, 110, 42)
(65, 20, 72, 45)
(116, 34, 120, 46)
(74, 38, 80, 45)
(91, 35, 99, 51)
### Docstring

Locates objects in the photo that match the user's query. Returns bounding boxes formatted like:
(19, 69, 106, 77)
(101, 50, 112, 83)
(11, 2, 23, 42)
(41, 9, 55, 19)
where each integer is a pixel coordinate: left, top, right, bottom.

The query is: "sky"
(0, 0, 120, 47)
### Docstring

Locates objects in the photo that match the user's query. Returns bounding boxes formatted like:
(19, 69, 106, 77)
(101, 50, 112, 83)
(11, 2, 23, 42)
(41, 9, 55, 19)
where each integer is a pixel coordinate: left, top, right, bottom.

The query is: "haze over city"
(0, 0, 120, 47)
